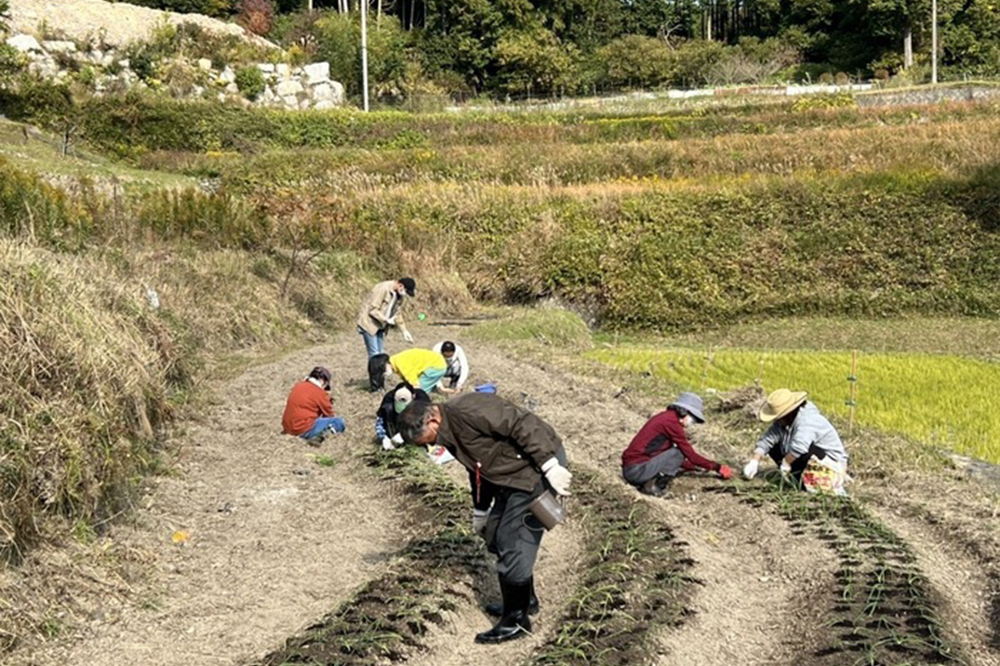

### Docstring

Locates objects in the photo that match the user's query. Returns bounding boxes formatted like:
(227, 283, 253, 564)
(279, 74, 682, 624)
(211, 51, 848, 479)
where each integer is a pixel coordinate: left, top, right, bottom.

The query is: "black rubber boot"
(638, 474, 673, 497)
(485, 578, 539, 617)
(475, 579, 532, 644)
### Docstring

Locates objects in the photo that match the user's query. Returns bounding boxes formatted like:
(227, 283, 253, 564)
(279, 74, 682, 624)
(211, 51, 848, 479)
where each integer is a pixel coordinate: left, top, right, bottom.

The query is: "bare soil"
(6, 323, 1000, 666)
(7, 343, 406, 666)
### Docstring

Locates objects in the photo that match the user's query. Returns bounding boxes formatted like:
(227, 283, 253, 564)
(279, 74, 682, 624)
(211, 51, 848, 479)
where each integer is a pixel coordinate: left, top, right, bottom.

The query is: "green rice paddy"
(587, 345, 1000, 464)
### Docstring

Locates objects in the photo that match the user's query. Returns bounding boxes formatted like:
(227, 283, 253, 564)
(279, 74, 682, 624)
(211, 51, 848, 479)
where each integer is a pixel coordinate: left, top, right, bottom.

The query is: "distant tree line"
(118, 0, 1000, 98)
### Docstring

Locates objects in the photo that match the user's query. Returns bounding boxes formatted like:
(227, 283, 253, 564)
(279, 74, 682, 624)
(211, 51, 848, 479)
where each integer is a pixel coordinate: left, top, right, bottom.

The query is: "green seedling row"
(719, 482, 964, 666)
(256, 447, 486, 666)
(530, 470, 695, 666)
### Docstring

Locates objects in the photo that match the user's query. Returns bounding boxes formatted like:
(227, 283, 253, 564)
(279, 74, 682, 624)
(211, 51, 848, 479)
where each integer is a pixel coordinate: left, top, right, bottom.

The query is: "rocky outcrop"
(8, 0, 274, 49)
(4, 33, 346, 111)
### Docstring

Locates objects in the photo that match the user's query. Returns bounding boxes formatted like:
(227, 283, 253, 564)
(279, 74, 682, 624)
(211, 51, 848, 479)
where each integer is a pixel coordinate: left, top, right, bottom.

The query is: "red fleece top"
(282, 381, 334, 436)
(621, 409, 719, 472)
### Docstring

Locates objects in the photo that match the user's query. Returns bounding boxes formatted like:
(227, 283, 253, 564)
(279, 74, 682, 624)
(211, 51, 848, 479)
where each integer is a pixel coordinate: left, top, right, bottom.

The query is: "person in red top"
(621, 392, 731, 497)
(282, 367, 346, 444)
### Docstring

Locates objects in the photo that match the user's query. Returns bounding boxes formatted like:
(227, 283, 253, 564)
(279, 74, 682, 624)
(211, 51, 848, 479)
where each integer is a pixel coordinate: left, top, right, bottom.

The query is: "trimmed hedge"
(3, 87, 999, 157)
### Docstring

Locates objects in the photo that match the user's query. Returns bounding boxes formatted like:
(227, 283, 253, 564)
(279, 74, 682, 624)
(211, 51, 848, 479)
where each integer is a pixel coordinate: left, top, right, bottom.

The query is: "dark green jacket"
(437, 393, 562, 493)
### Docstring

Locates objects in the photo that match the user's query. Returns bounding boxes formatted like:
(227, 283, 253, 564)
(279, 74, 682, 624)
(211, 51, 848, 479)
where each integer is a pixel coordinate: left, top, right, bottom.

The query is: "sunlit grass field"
(586, 345, 1000, 464)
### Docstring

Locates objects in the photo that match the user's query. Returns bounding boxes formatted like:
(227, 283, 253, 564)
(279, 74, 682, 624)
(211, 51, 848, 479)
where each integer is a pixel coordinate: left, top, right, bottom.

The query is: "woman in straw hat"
(622, 392, 732, 497)
(743, 388, 848, 487)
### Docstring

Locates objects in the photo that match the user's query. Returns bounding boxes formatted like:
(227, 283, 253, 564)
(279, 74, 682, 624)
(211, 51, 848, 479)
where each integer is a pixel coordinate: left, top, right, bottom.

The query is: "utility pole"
(361, 0, 370, 111)
(931, 0, 938, 84)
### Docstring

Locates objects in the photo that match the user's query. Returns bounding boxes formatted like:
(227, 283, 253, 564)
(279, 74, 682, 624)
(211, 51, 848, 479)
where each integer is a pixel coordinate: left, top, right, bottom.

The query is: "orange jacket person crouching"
(282, 366, 346, 443)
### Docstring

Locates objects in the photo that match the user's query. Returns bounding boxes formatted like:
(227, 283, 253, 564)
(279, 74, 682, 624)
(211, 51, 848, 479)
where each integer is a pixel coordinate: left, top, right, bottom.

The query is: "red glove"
(718, 464, 733, 480)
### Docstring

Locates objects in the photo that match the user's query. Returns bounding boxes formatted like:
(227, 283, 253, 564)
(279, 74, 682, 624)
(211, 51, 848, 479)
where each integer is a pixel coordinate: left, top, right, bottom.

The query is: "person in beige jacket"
(357, 277, 415, 357)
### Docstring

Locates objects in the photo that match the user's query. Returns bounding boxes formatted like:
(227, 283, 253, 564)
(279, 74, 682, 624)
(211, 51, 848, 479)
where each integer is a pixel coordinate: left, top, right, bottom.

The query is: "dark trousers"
(483, 447, 567, 585)
(767, 444, 826, 486)
(484, 480, 546, 584)
(622, 448, 684, 486)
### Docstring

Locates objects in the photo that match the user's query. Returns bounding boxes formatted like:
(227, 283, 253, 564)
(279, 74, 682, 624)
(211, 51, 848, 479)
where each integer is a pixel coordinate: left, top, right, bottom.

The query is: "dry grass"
(211, 116, 1000, 192)
(0, 238, 413, 557)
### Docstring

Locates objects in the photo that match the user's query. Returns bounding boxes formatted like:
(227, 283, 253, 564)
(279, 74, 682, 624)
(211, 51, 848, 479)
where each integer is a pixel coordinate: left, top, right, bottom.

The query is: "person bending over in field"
(399, 393, 571, 644)
(742, 389, 849, 493)
(356, 277, 416, 358)
(621, 392, 732, 497)
(281, 366, 346, 445)
(374, 383, 430, 450)
(368, 348, 448, 394)
(432, 340, 470, 393)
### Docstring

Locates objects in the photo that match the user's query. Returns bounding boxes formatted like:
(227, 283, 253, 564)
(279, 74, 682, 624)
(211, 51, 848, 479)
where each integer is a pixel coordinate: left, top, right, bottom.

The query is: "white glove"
(381, 437, 395, 451)
(743, 459, 759, 479)
(385, 316, 396, 326)
(780, 460, 792, 476)
(402, 330, 413, 343)
(391, 433, 404, 445)
(541, 458, 572, 496)
(472, 509, 489, 538)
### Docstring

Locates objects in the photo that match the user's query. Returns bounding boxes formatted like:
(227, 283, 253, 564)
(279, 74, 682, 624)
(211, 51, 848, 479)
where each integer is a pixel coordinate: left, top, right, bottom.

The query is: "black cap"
(399, 277, 416, 297)
(309, 366, 332, 385)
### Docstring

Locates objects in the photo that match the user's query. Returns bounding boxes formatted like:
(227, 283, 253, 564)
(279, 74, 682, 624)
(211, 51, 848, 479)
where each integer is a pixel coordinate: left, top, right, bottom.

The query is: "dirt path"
(867, 502, 1000, 666)
(10, 341, 407, 666)
(400, 484, 585, 666)
(647, 488, 834, 666)
(464, 341, 821, 665)
(10, 323, 1000, 666)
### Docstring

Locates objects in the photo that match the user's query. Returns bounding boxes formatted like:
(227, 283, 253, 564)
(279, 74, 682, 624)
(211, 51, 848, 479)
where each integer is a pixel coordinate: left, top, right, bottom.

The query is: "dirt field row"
(8, 324, 1000, 666)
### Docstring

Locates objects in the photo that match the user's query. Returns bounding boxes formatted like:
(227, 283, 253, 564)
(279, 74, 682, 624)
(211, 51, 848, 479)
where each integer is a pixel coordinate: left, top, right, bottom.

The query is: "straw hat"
(758, 388, 808, 423)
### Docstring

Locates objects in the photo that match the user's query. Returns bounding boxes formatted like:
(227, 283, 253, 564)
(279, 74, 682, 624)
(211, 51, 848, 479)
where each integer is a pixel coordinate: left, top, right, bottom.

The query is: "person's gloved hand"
(718, 464, 733, 480)
(472, 508, 489, 539)
(381, 437, 395, 451)
(541, 458, 572, 496)
(385, 316, 396, 326)
(402, 330, 414, 343)
(743, 459, 759, 479)
(780, 460, 792, 477)
(391, 433, 404, 445)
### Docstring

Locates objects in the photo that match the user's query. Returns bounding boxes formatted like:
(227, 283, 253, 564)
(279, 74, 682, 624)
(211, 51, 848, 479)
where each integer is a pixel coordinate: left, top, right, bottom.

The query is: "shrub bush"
(493, 28, 578, 96)
(312, 12, 408, 99)
(0, 43, 23, 83)
(331, 168, 1000, 329)
(235, 64, 265, 100)
(126, 43, 160, 82)
(596, 35, 676, 90)
(236, 0, 274, 37)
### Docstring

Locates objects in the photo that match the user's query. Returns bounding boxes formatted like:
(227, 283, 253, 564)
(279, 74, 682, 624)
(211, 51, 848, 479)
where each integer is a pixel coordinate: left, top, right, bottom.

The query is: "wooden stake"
(848, 349, 858, 437)
(702, 345, 713, 391)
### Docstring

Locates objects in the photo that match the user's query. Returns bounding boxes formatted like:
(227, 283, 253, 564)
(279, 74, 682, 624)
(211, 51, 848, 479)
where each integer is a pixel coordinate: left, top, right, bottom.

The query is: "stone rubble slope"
(4, 0, 346, 110)
(8, 0, 274, 49)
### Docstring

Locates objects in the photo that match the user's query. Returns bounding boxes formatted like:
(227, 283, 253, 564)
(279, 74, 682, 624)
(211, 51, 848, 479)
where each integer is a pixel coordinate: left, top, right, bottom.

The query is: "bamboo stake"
(847, 349, 858, 437)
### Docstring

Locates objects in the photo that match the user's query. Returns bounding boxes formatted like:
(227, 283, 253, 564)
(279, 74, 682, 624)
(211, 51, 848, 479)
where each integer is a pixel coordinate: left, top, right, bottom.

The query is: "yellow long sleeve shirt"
(389, 348, 447, 387)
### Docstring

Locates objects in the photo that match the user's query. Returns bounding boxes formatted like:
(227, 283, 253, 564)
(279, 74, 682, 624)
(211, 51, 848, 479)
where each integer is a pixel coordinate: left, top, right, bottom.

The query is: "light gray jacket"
(356, 280, 409, 337)
(754, 401, 847, 463)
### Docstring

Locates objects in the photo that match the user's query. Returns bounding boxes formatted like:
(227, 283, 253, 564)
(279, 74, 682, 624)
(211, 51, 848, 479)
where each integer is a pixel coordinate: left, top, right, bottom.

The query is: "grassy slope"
(0, 120, 196, 192)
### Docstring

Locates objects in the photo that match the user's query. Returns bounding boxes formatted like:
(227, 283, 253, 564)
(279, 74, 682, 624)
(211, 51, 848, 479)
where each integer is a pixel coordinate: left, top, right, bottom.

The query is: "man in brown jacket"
(356, 277, 415, 358)
(399, 393, 571, 645)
